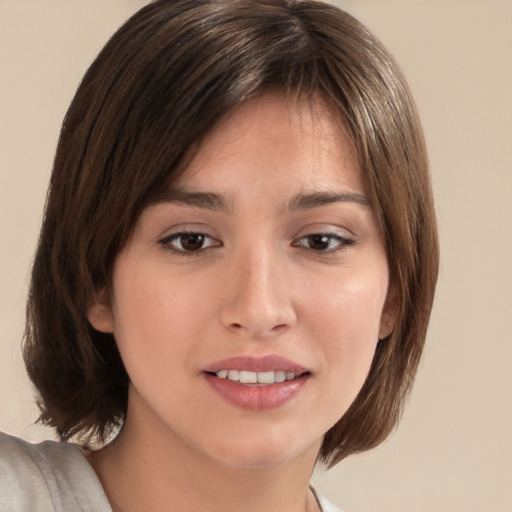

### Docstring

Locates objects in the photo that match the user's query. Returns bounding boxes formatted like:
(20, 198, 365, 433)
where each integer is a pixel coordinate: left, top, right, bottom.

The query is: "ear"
(378, 285, 399, 340)
(86, 289, 114, 333)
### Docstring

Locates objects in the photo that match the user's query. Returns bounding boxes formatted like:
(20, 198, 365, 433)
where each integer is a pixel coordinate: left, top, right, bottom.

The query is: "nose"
(219, 246, 297, 339)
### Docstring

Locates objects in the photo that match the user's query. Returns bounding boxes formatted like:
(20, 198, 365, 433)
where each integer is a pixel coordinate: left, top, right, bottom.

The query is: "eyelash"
(292, 233, 355, 252)
(158, 231, 220, 255)
(158, 230, 355, 256)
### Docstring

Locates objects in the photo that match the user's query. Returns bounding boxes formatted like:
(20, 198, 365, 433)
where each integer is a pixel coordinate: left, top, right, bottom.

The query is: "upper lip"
(202, 355, 308, 374)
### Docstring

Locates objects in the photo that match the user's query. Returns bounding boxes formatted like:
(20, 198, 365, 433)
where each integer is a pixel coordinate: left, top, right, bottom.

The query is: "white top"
(0, 432, 340, 512)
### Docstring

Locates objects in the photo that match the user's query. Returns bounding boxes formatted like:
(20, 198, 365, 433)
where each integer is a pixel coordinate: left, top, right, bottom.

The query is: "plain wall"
(1, 1, 510, 511)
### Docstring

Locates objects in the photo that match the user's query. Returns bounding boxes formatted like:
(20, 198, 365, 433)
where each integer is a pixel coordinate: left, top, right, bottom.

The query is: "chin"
(215, 451, 300, 471)
(206, 430, 321, 471)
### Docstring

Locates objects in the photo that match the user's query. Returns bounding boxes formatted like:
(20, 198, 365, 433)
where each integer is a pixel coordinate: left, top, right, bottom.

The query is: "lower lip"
(204, 373, 309, 411)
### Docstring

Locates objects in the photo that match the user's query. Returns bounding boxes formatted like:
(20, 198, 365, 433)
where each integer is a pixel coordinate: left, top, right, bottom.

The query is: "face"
(89, 94, 394, 470)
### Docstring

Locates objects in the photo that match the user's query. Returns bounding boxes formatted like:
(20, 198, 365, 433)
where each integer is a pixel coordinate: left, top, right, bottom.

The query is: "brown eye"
(159, 232, 219, 254)
(306, 235, 332, 251)
(294, 233, 354, 252)
(178, 233, 206, 251)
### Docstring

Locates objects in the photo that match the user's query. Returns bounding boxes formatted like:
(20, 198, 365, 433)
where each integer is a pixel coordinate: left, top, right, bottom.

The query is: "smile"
(203, 355, 310, 411)
(214, 369, 299, 385)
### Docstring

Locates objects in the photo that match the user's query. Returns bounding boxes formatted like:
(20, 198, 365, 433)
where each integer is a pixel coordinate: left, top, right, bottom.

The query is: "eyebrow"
(288, 191, 370, 210)
(153, 189, 229, 212)
(153, 188, 370, 212)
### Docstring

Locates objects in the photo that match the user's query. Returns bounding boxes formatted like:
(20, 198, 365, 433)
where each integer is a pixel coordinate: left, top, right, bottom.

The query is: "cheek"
(109, 264, 205, 374)
(108, 274, 207, 421)
(307, 268, 387, 339)
(306, 272, 387, 403)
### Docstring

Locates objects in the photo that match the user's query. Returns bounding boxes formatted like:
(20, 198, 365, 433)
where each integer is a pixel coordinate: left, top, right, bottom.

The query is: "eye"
(293, 233, 354, 252)
(158, 231, 220, 254)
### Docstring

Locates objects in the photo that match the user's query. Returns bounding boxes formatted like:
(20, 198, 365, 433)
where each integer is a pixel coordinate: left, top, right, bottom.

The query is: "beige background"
(1, 1, 511, 511)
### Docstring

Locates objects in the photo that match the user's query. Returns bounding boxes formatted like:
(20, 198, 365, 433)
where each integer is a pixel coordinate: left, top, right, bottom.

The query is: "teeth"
(227, 370, 239, 381)
(215, 369, 299, 384)
(257, 371, 275, 384)
(275, 370, 286, 383)
(239, 371, 257, 384)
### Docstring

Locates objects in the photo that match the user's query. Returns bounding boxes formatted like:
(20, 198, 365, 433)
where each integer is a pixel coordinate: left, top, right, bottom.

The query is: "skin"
(87, 93, 395, 512)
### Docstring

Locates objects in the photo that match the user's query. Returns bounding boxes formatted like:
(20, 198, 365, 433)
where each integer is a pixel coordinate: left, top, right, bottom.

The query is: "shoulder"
(0, 431, 111, 512)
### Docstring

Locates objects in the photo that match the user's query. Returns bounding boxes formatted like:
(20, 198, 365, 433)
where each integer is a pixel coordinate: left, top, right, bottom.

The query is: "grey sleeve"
(0, 432, 111, 512)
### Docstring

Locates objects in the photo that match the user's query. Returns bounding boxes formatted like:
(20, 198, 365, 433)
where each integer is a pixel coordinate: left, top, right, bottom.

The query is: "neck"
(87, 393, 321, 512)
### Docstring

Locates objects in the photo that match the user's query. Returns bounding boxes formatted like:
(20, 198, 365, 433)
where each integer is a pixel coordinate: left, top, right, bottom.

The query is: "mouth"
(206, 369, 308, 385)
(202, 355, 311, 410)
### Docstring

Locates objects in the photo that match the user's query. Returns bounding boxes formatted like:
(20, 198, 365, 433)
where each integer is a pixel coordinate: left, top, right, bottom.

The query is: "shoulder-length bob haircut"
(24, 0, 438, 466)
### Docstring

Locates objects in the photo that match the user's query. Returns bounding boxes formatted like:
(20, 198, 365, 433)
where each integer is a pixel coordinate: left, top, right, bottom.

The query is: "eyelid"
(292, 223, 356, 240)
(291, 223, 357, 253)
(293, 233, 354, 251)
(156, 222, 217, 243)
(157, 229, 222, 255)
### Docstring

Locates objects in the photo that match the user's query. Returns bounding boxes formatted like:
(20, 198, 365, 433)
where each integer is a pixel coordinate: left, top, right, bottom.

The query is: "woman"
(0, 0, 438, 511)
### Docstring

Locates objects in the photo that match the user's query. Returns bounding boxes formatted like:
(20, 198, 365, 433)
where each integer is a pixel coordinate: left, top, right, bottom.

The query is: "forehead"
(173, 93, 363, 198)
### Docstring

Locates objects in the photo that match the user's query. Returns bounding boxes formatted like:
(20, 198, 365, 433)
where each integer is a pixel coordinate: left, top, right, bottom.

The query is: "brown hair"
(24, 0, 438, 466)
